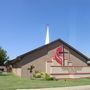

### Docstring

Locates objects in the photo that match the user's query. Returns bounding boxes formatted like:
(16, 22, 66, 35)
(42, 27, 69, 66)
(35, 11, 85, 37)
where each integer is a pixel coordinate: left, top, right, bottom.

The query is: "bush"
(33, 72, 41, 78)
(33, 71, 55, 80)
(43, 73, 55, 80)
(45, 77, 55, 81)
(33, 71, 41, 78)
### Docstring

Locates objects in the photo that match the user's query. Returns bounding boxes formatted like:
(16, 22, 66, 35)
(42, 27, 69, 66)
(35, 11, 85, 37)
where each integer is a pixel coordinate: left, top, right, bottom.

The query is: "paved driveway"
(17, 85, 90, 90)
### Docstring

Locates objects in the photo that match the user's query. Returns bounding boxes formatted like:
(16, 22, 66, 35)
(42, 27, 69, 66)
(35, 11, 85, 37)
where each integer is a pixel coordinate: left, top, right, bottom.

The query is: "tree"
(0, 47, 9, 66)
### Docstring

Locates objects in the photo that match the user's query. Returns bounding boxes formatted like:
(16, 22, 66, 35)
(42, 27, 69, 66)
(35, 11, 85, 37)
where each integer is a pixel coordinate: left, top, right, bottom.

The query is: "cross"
(58, 51, 69, 66)
(27, 65, 35, 73)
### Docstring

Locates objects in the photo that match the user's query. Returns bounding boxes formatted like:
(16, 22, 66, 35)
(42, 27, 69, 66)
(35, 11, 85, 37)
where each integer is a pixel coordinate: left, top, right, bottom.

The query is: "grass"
(0, 73, 90, 90)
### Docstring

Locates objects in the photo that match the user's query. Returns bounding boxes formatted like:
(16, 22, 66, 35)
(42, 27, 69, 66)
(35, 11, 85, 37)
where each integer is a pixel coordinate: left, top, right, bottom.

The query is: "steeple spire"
(45, 24, 50, 45)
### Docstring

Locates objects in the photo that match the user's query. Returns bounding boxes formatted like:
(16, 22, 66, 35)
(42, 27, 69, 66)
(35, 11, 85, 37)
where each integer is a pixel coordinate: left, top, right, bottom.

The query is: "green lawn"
(0, 73, 90, 90)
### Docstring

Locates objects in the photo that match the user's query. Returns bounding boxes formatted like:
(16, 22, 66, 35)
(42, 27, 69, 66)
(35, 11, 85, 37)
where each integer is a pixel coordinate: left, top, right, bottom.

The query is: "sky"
(0, 0, 90, 59)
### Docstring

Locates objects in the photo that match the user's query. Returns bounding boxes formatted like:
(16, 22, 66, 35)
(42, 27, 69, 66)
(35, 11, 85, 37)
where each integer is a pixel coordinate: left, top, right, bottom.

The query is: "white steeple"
(45, 25, 50, 45)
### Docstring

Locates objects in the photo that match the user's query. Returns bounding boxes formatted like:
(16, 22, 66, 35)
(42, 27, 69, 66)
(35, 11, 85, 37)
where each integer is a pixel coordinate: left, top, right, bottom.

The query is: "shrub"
(33, 71, 55, 80)
(45, 76, 55, 81)
(33, 72, 41, 78)
(33, 71, 42, 78)
(43, 73, 55, 80)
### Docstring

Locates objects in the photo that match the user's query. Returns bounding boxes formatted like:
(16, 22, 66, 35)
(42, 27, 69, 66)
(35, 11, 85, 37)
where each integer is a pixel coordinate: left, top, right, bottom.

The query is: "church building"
(7, 26, 90, 79)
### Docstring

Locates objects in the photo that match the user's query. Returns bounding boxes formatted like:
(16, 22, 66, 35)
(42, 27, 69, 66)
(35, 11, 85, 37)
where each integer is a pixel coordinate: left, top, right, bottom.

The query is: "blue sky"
(0, 0, 90, 59)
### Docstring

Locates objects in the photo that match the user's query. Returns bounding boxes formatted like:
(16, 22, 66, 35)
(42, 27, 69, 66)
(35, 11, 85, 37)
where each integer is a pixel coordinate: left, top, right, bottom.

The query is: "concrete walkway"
(17, 85, 90, 90)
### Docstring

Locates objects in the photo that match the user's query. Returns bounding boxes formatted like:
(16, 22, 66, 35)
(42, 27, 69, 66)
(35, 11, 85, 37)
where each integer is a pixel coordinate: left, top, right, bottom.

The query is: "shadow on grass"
(0, 72, 10, 76)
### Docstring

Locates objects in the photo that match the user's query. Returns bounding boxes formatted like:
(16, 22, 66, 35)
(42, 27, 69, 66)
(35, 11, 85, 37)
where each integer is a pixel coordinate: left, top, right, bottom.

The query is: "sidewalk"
(17, 85, 90, 90)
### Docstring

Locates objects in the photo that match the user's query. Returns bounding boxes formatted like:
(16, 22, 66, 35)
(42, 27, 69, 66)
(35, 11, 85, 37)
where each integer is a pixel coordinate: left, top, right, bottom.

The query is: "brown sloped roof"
(9, 39, 89, 64)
